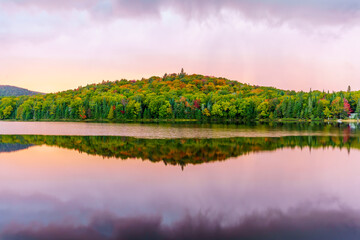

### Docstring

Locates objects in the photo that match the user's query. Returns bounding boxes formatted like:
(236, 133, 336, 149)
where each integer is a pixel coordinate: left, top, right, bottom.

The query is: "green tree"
(257, 101, 269, 119)
(355, 99, 360, 119)
(211, 103, 223, 117)
(323, 107, 332, 120)
(107, 106, 114, 120)
(2, 105, 13, 119)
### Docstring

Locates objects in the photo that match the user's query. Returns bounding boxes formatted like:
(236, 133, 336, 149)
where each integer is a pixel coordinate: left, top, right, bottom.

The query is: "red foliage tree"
(193, 99, 201, 109)
(343, 98, 352, 116)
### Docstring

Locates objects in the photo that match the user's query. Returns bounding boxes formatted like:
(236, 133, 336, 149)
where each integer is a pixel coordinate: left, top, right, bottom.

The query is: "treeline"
(1, 71, 360, 121)
(1, 135, 358, 166)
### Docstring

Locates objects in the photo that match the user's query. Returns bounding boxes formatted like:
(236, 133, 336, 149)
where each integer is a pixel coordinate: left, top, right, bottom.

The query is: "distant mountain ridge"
(0, 85, 43, 97)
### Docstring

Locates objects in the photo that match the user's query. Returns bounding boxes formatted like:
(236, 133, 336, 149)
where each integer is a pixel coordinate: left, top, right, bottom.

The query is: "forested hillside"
(0, 72, 359, 121)
(0, 85, 42, 97)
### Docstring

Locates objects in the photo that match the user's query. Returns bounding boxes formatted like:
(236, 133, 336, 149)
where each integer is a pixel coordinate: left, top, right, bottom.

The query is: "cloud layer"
(3, 0, 360, 26)
(1, 0, 360, 92)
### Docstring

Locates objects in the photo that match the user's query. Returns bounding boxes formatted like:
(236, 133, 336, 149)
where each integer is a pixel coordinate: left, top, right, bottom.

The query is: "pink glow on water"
(0, 146, 360, 226)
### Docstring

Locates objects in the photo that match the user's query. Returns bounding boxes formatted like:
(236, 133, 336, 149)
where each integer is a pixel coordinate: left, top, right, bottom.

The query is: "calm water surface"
(1, 122, 360, 239)
(0, 121, 360, 138)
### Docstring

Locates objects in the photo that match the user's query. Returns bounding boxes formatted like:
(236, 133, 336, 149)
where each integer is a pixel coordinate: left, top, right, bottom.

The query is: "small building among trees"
(349, 113, 359, 119)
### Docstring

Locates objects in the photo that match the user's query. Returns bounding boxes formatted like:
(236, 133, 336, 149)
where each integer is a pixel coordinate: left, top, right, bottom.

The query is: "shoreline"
(0, 118, 359, 124)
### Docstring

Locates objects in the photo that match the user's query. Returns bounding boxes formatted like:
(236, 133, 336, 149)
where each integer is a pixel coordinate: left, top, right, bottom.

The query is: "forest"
(1, 71, 360, 122)
(0, 135, 358, 166)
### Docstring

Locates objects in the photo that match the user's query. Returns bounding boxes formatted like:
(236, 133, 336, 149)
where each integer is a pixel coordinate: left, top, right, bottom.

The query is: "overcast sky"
(1, 0, 360, 92)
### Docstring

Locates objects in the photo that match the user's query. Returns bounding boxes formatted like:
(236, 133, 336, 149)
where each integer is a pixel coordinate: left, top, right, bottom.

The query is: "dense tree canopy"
(1, 72, 359, 121)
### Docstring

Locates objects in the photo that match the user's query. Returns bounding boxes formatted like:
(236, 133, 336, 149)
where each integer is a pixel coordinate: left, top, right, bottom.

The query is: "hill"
(0, 85, 43, 97)
(0, 72, 359, 121)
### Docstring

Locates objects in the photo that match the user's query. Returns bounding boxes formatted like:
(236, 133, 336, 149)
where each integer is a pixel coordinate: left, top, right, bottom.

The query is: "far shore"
(0, 118, 359, 124)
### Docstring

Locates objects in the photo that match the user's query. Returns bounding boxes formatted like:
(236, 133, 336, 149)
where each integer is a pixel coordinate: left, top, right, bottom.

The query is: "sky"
(1, 0, 360, 93)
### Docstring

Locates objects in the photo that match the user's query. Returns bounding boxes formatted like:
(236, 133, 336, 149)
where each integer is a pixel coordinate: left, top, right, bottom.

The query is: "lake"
(1, 122, 360, 239)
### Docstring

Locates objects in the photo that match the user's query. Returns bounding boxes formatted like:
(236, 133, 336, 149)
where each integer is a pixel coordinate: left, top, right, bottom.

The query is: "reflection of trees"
(0, 135, 359, 166)
(0, 143, 34, 153)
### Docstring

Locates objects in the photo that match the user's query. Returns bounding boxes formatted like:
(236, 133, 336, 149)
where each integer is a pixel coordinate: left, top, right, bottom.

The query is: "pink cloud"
(1, 0, 360, 92)
(2, 0, 360, 26)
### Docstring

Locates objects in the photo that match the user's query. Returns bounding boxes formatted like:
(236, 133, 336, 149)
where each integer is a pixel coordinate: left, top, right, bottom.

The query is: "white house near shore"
(349, 113, 359, 119)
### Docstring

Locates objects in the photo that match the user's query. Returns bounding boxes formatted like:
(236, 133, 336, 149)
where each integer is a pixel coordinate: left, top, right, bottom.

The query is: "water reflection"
(1, 135, 359, 166)
(2, 131, 360, 239)
(0, 143, 33, 153)
(0, 146, 360, 239)
(3, 208, 360, 240)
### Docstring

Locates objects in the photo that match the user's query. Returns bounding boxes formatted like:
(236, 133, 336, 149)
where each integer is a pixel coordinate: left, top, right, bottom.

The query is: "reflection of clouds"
(0, 192, 94, 230)
(1, 147, 360, 227)
(2, 205, 360, 240)
(2, 145, 360, 238)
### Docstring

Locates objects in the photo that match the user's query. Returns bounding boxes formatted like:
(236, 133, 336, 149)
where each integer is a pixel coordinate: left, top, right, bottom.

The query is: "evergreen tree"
(107, 106, 114, 120)
(355, 99, 360, 119)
